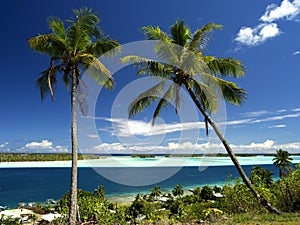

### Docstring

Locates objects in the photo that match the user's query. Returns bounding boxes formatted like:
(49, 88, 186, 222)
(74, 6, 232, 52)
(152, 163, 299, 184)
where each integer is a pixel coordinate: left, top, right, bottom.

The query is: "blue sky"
(0, 0, 299, 154)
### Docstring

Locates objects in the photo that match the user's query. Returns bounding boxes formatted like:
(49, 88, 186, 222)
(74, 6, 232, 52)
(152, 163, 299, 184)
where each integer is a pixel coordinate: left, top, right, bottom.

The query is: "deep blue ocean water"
(0, 164, 283, 208)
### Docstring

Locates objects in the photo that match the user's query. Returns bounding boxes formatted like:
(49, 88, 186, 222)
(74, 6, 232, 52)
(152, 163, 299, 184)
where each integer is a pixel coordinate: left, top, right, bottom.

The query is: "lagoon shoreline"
(0, 155, 299, 168)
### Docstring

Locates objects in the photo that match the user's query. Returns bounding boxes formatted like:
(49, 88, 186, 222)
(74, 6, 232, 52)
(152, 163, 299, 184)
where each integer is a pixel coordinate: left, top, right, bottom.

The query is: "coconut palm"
(250, 166, 274, 187)
(121, 20, 281, 214)
(273, 149, 293, 178)
(149, 185, 162, 200)
(172, 184, 184, 198)
(28, 8, 119, 224)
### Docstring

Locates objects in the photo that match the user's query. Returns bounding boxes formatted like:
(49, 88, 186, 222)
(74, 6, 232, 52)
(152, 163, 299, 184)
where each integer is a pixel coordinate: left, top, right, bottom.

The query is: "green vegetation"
(0, 153, 99, 162)
(273, 149, 293, 178)
(131, 154, 155, 158)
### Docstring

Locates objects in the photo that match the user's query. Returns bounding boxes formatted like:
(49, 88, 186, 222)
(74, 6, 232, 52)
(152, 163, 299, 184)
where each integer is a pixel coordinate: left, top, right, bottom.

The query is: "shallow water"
(0, 156, 299, 208)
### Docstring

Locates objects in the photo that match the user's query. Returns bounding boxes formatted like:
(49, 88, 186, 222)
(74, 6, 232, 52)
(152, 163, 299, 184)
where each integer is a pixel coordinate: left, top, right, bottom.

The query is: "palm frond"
(189, 78, 218, 113)
(48, 17, 67, 39)
(120, 55, 173, 78)
(81, 54, 114, 90)
(128, 80, 166, 118)
(214, 77, 247, 105)
(88, 39, 120, 58)
(71, 7, 103, 39)
(154, 41, 183, 67)
(152, 83, 176, 125)
(67, 24, 91, 52)
(204, 56, 245, 78)
(170, 20, 191, 46)
(189, 23, 222, 51)
(36, 61, 62, 101)
(62, 72, 71, 90)
(142, 26, 170, 41)
(28, 34, 64, 56)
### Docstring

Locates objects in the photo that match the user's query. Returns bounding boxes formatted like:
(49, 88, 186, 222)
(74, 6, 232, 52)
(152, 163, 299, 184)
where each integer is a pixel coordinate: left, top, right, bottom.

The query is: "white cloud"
(103, 118, 205, 137)
(260, 0, 300, 22)
(89, 139, 300, 154)
(268, 124, 286, 128)
(241, 110, 269, 117)
(0, 142, 8, 148)
(22, 140, 69, 153)
(293, 51, 300, 55)
(96, 108, 299, 138)
(276, 109, 287, 113)
(251, 112, 300, 123)
(25, 140, 53, 149)
(235, 23, 280, 46)
(235, 0, 300, 47)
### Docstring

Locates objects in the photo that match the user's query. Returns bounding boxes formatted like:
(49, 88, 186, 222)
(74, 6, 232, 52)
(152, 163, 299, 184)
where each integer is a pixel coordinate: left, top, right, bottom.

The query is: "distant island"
(0, 153, 299, 163)
(0, 153, 99, 163)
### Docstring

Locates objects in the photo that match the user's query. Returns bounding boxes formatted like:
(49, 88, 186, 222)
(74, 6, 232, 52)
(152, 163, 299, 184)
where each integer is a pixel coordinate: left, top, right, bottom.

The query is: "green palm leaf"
(204, 56, 245, 78)
(128, 80, 166, 118)
(142, 26, 170, 41)
(120, 55, 173, 78)
(189, 23, 222, 51)
(152, 83, 176, 125)
(170, 20, 191, 46)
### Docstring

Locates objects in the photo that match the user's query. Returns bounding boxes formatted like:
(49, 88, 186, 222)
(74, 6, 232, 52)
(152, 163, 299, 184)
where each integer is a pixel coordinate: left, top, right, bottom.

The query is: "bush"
(200, 186, 214, 201)
(221, 179, 265, 214)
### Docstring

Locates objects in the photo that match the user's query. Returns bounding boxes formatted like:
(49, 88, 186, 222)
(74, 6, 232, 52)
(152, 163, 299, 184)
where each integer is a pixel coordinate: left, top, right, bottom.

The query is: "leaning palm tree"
(121, 20, 281, 214)
(28, 8, 119, 224)
(273, 149, 293, 178)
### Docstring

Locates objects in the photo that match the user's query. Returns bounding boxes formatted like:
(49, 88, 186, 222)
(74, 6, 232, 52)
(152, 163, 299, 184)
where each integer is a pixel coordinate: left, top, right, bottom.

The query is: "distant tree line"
(0, 153, 99, 162)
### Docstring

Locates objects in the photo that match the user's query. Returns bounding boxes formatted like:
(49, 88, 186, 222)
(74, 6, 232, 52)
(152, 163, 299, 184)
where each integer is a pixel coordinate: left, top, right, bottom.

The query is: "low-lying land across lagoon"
(0, 155, 299, 168)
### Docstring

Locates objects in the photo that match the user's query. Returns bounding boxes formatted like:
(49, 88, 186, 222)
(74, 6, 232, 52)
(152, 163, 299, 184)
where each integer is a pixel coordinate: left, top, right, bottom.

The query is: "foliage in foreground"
(52, 164, 300, 224)
(2, 164, 299, 224)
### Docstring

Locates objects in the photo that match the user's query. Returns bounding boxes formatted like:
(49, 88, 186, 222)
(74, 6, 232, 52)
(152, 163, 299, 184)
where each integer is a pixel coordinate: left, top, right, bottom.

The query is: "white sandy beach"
(0, 156, 299, 168)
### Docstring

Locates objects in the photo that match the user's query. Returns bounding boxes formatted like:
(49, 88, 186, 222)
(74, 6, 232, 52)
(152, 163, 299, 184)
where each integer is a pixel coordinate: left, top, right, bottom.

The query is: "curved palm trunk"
(184, 83, 282, 215)
(69, 69, 78, 224)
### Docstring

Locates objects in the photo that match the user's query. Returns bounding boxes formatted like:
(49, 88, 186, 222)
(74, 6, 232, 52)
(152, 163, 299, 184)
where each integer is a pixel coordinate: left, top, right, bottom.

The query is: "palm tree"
(172, 184, 184, 198)
(121, 20, 281, 214)
(149, 185, 162, 200)
(28, 8, 119, 224)
(250, 166, 273, 187)
(273, 149, 293, 178)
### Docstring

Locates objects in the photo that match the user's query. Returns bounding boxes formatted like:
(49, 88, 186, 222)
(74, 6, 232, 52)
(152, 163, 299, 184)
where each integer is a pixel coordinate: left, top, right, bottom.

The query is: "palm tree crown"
(150, 185, 162, 200)
(28, 7, 118, 102)
(273, 149, 293, 178)
(121, 20, 246, 129)
(172, 184, 184, 198)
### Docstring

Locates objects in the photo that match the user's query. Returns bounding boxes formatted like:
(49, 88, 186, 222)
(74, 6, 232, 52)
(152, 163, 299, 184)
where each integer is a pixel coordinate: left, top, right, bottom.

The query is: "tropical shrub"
(273, 164, 300, 212)
(200, 185, 214, 201)
(221, 178, 265, 214)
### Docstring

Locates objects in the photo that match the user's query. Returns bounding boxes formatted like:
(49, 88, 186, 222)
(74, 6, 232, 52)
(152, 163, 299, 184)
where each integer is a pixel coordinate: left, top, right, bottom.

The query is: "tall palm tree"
(121, 20, 281, 214)
(28, 8, 119, 224)
(273, 149, 293, 178)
